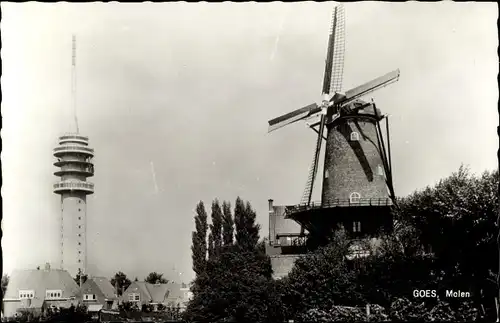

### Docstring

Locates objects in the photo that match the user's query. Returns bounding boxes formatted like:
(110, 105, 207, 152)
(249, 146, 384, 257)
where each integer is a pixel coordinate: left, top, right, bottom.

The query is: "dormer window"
(128, 293, 140, 302)
(19, 290, 34, 299)
(46, 290, 62, 299)
(350, 131, 359, 141)
(349, 192, 361, 203)
(84, 294, 96, 301)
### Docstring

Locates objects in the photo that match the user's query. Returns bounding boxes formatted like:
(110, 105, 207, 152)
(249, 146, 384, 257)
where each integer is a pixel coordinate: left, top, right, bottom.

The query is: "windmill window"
(353, 221, 362, 233)
(325, 169, 329, 179)
(349, 192, 361, 203)
(350, 131, 360, 141)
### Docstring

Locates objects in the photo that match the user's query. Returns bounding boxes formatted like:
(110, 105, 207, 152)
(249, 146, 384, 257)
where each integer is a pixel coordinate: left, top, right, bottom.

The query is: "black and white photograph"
(1, 1, 498, 322)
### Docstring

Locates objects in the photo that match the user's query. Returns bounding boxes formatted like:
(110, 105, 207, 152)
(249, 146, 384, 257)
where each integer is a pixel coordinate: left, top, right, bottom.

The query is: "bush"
(388, 297, 478, 322)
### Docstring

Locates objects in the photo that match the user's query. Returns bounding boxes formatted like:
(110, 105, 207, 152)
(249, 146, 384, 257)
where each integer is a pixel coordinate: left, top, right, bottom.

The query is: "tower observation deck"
(53, 133, 94, 278)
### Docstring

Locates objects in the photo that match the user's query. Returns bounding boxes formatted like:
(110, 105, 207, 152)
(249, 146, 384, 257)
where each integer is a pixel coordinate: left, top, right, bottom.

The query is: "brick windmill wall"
(322, 104, 389, 204)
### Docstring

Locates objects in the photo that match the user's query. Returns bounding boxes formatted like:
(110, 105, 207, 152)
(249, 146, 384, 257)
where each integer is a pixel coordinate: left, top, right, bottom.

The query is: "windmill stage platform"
(284, 198, 393, 238)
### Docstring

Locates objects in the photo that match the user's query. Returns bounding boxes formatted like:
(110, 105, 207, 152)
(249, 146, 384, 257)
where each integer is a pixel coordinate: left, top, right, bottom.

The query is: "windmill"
(268, 4, 399, 240)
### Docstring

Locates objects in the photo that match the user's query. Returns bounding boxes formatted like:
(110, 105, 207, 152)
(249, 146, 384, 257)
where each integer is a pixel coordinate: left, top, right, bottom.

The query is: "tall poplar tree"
(222, 201, 234, 246)
(208, 232, 214, 260)
(234, 197, 260, 251)
(210, 199, 223, 257)
(191, 201, 208, 277)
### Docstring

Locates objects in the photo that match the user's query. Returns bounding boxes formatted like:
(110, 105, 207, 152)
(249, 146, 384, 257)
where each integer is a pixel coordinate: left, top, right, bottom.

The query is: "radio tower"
(53, 35, 94, 284)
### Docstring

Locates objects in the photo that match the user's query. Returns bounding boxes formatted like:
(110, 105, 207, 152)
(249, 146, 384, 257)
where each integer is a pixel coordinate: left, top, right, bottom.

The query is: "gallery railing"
(285, 198, 393, 215)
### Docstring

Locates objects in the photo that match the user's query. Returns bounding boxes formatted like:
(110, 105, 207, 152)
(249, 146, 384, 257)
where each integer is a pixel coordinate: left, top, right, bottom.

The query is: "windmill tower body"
(54, 135, 94, 278)
(322, 110, 387, 203)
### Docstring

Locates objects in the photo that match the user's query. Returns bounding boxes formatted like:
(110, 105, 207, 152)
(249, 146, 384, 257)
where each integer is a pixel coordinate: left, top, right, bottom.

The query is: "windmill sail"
(328, 5, 345, 95)
(322, 5, 345, 96)
(268, 103, 320, 133)
(301, 5, 345, 206)
(340, 69, 400, 105)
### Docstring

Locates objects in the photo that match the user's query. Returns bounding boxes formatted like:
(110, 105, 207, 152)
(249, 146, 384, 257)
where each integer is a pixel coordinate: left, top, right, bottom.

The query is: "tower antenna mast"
(72, 34, 80, 134)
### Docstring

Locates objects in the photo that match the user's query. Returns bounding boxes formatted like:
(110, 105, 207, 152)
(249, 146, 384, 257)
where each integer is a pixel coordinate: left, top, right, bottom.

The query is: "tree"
(393, 165, 499, 318)
(184, 198, 282, 322)
(278, 231, 363, 320)
(74, 269, 88, 286)
(145, 272, 168, 284)
(2, 274, 9, 298)
(234, 198, 260, 251)
(184, 244, 283, 322)
(210, 199, 223, 257)
(111, 272, 132, 296)
(207, 232, 214, 260)
(222, 201, 234, 246)
(191, 201, 208, 277)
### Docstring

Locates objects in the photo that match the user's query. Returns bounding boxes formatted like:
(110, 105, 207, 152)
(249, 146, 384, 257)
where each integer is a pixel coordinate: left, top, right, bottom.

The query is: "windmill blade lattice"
(329, 4, 345, 95)
(300, 5, 345, 206)
(300, 132, 324, 205)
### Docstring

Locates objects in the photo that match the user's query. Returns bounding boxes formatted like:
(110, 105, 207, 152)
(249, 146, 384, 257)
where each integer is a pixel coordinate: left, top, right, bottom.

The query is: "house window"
(84, 294, 95, 301)
(129, 293, 140, 302)
(350, 131, 359, 141)
(325, 169, 329, 179)
(376, 165, 384, 176)
(46, 290, 62, 299)
(19, 290, 34, 299)
(349, 192, 361, 203)
(353, 221, 362, 233)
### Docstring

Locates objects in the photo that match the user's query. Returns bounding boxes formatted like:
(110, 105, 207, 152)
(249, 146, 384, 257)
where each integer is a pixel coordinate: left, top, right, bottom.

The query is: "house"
(120, 281, 193, 312)
(120, 281, 169, 310)
(76, 277, 118, 313)
(164, 282, 190, 310)
(2, 264, 79, 319)
(178, 283, 193, 311)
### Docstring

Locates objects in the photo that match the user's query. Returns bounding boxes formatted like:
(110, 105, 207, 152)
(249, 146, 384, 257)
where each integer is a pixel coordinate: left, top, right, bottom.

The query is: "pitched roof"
(165, 282, 183, 300)
(122, 282, 170, 304)
(5, 268, 79, 300)
(89, 277, 117, 299)
(145, 284, 169, 303)
(79, 277, 117, 300)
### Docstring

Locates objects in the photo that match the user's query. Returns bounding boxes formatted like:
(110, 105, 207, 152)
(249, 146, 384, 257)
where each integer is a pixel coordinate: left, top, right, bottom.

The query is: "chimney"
(45, 263, 51, 270)
(268, 199, 274, 243)
(268, 199, 274, 212)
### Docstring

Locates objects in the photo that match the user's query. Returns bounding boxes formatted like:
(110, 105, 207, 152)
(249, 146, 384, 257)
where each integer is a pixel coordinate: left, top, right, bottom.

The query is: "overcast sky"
(2, 1, 498, 282)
